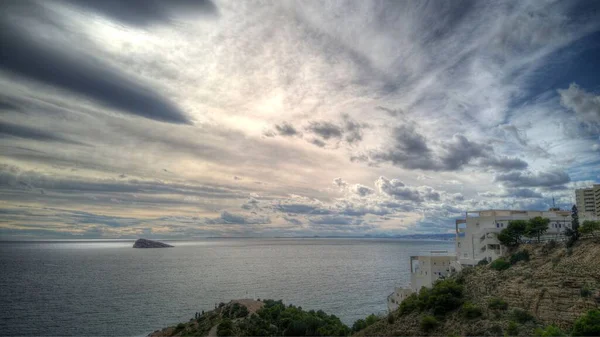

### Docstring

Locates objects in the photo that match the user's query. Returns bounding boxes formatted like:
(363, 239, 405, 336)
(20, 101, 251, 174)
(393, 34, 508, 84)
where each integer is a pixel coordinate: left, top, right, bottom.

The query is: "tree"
(580, 220, 600, 237)
(497, 220, 527, 247)
(572, 309, 600, 336)
(526, 217, 550, 242)
(572, 205, 580, 232)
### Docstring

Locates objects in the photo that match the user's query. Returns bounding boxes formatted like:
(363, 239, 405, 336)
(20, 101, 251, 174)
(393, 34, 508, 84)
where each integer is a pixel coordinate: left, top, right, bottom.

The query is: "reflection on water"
(0, 238, 454, 336)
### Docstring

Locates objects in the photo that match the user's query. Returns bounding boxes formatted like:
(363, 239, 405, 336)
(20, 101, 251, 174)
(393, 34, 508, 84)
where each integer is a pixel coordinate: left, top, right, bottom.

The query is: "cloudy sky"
(1, 0, 599, 239)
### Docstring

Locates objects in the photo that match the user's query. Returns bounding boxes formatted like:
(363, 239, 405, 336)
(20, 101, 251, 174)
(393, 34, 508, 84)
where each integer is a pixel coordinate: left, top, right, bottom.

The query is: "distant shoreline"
(0, 235, 456, 242)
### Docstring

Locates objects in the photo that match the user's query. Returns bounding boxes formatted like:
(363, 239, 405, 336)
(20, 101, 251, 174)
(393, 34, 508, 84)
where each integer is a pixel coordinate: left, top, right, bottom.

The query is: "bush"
(217, 319, 233, 336)
(365, 314, 379, 326)
(461, 302, 482, 319)
(477, 258, 489, 266)
(387, 312, 395, 324)
(399, 279, 464, 316)
(488, 298, 508, 310)
(420, 315, 439, 332)
(510, 250, 530, 265)
(398, 293, 420, 315)
(534, 325, 565, 337)
(572, 309, 600, 336)
(352, 319, 367, 332)
(490, 258, 511, 271)
(506, 322, 519, 336)
(510, 308, 534, 324)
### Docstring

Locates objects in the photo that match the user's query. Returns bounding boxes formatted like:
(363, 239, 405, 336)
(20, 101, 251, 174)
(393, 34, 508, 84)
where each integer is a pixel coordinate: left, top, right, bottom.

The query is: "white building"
(576, 185, 600, 218)
(455, 209, 572, 266)
(387, 208, 576, 311)
(387, 251, 454, 312)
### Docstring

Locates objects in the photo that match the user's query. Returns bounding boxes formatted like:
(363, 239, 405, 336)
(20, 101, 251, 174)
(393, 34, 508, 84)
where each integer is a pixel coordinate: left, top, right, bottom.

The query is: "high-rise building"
(575, 185, 600, 217)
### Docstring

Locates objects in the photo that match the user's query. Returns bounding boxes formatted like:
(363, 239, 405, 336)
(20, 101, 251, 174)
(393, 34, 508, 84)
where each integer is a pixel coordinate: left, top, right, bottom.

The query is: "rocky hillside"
(357, 238, 600, 336)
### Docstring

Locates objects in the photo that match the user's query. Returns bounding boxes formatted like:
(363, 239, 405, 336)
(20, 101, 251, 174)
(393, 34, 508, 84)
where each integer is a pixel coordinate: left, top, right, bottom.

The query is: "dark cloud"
(439, 134, 490, 170)
(310, 138, 326, 147)
(306, 121, 343, 140)
(342, 114, 367, 144)
(481, 188, 543, 199)
(494, 170, 571, 188)
(206, 211, 270, 225)
(274, 122, 300, 136)
(0, 18, 190, 124)
(479, 156, 528, 171)
(308, 215, 355, 225)
(63, 0, 217, 27)
(370, 124, 436, 169)
(0, 121, 89, 146)
(370, 125, 524, 172)
(375, 106, 404, 117)
(375, 177, 423, 202)
(274, 201, 331, 215)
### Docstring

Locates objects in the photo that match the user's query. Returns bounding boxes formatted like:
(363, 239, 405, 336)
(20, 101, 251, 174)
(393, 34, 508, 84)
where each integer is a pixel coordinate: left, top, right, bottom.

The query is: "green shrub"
(352, 319, 367, 332)
(510, 250, 530, 264)
(426, 279, 464, 316)
(572, 309, 600, 336)
(365, 314, 379, 326)
(387, 312, 395, 324)
(461, 302, 482, 319)
(490, 258, 511, 271)
(534, 325, 564, 337)
(477, 258, 489, 266)
(488, 297, 508, 310)
(398, 293, 420, 315)
(506, 322, 519, 336)
(510, 308, 534, 324)
(420, 315, 439, 332)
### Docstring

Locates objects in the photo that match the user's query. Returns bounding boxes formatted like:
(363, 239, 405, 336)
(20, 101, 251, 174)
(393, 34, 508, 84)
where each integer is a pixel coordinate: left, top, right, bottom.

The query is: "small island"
(133, 238, 173, 248)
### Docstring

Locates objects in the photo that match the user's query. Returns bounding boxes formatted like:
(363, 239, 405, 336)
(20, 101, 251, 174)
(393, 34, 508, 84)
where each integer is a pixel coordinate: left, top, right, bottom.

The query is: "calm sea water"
(0, 238, 454, 336)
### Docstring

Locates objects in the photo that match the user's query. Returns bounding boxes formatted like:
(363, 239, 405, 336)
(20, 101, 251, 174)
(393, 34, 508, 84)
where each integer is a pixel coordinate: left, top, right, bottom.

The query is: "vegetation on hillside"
(355, 237, 600, 337)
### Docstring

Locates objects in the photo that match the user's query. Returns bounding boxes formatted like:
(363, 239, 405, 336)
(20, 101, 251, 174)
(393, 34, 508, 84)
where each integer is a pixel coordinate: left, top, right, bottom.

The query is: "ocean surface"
(0, 238, 454, 336)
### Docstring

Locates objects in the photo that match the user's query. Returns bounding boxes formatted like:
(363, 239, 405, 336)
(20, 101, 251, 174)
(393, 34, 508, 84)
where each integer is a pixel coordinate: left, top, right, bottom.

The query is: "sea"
(0, 238, 454, 336)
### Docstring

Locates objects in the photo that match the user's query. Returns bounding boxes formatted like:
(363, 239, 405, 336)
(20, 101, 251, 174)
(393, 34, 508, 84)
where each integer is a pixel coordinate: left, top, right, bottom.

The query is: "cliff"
(133, 238, 173, 248)
(356, 238, 600, 336)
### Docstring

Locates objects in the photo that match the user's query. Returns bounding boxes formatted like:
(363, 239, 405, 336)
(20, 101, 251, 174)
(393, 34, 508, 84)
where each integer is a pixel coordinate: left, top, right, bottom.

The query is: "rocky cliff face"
(133, 238, 173, 248)
(357, 238, 600, 336)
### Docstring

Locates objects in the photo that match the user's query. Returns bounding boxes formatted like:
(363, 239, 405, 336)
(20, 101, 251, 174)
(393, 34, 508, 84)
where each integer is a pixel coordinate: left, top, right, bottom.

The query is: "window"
(496, 223, 499, 228)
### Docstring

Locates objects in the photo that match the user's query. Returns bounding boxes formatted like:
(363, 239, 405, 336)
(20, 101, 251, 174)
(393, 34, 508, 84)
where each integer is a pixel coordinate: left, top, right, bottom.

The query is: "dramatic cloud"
(63, 0, 217, 27)
(274, 122, 300, 137)
(494, 170, 571, 188)
(0, 0, 598, 238)
(306, 121, 343, 140)
(0, 6, 190, 124)
(0, 121, 88, 146)
(558, 83, 600, 131)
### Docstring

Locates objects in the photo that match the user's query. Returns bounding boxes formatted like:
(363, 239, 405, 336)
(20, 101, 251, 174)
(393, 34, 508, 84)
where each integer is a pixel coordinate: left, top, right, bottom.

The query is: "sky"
(0, 0, 599, 239)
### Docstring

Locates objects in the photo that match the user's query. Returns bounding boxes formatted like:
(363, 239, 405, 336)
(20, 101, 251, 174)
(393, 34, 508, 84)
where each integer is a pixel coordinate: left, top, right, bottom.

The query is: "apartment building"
(455, 209, 571, 266)
(576, 185, 600, 218)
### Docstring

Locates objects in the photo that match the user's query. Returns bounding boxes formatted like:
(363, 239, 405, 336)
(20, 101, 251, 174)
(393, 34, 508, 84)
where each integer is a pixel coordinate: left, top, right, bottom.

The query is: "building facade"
(455, 209, 572, 266)
(387, 207, 577, 311)
(576, 185, 600, 218)
(387, 252, 454, 312)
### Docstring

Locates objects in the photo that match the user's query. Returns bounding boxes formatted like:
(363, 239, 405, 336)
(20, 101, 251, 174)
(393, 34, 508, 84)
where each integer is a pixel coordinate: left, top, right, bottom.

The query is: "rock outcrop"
(133, 238, 173, 248)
